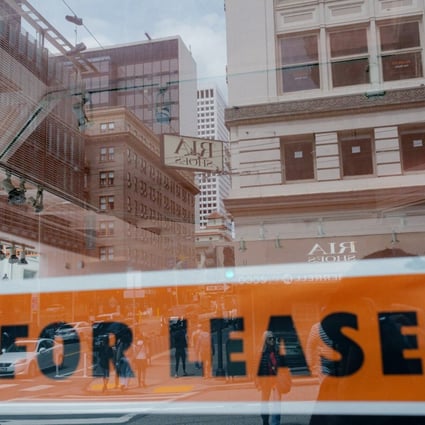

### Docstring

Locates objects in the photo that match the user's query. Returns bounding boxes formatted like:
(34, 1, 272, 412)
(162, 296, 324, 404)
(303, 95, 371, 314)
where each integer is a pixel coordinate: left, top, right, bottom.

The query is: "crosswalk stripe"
(21, 385, 54, 392)
(0, 414, 136, 424)
(0, 384, 17, 389)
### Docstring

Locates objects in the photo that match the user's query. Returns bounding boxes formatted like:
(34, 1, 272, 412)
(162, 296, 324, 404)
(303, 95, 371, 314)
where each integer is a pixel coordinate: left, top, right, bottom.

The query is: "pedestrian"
(98, 336, 113, 392)
(114, 336, 134, 390)
(257, 331, 281, 425)
(172, 320, 188, 377)
(191, 323, 203, 369)
(133, 338, 148, 387)
(195, 325, 213, 378)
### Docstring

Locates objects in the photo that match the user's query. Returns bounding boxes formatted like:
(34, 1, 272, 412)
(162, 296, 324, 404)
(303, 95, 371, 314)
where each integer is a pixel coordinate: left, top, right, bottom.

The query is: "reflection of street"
(0, 334, 318, 425)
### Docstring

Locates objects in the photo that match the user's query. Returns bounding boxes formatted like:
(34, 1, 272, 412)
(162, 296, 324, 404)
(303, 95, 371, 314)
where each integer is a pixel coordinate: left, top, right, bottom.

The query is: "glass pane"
(283, 140, 315, 180)
(281, 34, 318, 65)
(340, 135, 374, 176)
(400, 130, 425, 171)
(382, 52, 423, 80)
(330, 28, 368, 57)
(380, 21, 420, 51)
(332, 58, 370, 87)
(282, 64, 320, 91)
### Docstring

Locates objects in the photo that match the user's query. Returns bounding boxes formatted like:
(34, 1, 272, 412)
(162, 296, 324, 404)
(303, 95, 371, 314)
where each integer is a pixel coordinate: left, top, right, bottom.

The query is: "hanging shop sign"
(161, 134, 223, 172)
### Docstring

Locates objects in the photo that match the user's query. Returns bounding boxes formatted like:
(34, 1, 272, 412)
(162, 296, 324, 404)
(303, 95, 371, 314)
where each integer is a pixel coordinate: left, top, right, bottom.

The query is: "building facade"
(84, 107, 199, 273)
(195, 84, 231, 230)
(79, 37, 198, 138)
(225, 0, 425, 265)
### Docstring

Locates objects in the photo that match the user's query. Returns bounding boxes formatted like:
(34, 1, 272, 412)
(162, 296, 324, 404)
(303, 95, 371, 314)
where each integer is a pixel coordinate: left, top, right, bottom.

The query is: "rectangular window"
(279, 34, 320, 92)
(99, 247, 114, 261)
(329, 28, 369, 87)
(400, 127, 425, 171)
(380, 21, 422, 81)
(282, 136, 315, 181)
(339, 130, 374, 177)
(99, 171, 114, 187)
(99, 196, 114, 211)
(100, 147, 115, 161)
(99, 221, 114, 236)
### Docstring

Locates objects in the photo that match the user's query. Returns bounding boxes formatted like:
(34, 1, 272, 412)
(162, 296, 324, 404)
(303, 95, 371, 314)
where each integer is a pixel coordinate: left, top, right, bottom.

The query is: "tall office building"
(78, 37, 198, 138)
(195, 84, 231, 230)
(225, 0, 425, 265)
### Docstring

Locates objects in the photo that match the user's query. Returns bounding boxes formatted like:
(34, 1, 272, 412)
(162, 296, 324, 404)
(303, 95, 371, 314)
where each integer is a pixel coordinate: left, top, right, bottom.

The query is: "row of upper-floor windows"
(278, 20, 423, 92)
(98, 192, 194, 223)
(281, 126, 425, 182)
(99, 146, 192, 201)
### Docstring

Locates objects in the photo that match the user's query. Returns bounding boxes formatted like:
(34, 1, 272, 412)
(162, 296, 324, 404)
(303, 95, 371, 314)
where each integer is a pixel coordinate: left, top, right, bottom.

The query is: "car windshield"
(0, 0, 424, 424)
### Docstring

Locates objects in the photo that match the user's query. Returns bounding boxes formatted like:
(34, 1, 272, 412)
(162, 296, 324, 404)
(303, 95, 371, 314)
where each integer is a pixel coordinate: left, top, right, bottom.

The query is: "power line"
(61, 0, 104, 50)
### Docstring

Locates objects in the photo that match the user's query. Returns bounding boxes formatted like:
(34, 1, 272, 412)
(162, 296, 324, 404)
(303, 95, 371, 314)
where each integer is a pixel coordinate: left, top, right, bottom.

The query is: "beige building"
(225, 0, 425, 265)
(84, 107, 199, 273)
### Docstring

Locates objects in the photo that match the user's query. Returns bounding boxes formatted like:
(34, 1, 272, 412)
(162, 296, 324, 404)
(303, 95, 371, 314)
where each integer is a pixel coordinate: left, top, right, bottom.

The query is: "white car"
(0, 338, 64, 378)
(55, 321, 92, 343)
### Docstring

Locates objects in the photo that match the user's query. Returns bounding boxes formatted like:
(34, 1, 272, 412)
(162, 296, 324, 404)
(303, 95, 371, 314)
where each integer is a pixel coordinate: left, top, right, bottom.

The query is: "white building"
(225, 0, 425, 265)
(195, 84, 231, 231)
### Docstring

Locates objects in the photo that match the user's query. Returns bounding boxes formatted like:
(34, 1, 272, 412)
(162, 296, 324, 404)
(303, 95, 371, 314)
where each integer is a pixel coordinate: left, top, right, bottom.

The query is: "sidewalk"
(84, 347, 318, 396)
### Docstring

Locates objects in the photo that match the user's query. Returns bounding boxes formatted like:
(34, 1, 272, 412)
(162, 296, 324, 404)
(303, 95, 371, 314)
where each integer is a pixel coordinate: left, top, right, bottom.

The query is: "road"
(0, 336, 319, 424)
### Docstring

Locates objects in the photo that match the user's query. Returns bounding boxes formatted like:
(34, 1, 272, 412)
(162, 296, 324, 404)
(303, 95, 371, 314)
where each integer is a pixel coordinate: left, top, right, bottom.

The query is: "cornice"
(224, 185, 425, 216)
(225, 86, 425, 127)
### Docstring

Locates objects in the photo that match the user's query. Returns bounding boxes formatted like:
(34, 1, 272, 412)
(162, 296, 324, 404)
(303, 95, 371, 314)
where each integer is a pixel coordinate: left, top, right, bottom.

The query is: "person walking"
(134, 338, 148, 387)
(114, 336, 133, 390)
(98, 336, 113, 392)
(195, 325, 213, 378)
(172, 320, 188, 377)
(257, 331, 281, 425)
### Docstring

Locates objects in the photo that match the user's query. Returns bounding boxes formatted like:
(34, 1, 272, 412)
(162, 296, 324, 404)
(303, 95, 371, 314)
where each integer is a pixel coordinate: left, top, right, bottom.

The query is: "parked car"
(0, 338, 63, 378)
(55, 321, 92, 343)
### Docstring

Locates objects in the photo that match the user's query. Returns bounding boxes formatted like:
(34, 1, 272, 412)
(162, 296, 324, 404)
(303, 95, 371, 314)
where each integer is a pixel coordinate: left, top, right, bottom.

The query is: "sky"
(27, 0, 227, 96)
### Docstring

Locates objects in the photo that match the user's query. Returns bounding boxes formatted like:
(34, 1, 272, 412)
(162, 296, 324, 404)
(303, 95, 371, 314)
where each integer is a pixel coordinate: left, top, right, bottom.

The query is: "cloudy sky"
(27, 0, 227, 95)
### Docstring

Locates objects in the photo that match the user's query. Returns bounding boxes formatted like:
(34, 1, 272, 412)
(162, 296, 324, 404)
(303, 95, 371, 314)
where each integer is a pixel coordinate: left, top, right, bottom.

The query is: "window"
(100, 147, 114, 161)
(99, 171, 114, 187)
(380, 21, 423, 81)
(99, 196, 114, 211)
(99, 246, 114, 261)
(281, 136, 315, 181)
(329, 28, 369, 87)
(279, 33, 320, 92)
(400, 126, 425, 171)
(339, 130, 374, 177)
(99, 221, 114, 236)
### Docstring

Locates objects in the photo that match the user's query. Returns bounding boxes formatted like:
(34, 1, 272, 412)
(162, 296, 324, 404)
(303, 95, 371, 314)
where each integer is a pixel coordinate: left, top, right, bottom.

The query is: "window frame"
(338, 130, 375, 178)
(281, 135, 316, 182)
(399, 125, 425, 172)
(378, 20, 423, 82)
(328, 26, 370, 88)
(278, 32, 321, 93)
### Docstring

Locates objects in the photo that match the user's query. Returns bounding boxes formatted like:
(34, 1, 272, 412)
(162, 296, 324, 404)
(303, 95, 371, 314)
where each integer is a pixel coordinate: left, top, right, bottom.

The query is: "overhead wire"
(61, 0, 104, 50)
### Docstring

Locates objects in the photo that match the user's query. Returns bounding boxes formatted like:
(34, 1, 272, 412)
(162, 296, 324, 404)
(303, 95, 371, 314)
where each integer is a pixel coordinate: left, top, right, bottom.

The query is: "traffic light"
(223, 246, 235, 267)
(204, 247, 217, 268)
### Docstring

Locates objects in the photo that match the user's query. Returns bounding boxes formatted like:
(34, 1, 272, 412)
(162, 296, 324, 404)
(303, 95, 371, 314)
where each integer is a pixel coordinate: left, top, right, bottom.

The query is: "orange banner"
(0, 261, 424, 405)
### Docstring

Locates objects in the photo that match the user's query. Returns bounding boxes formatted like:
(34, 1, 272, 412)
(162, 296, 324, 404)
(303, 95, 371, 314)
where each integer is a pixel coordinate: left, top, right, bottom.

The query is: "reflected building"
(0, 1, 200, 277)
(195, 84, 231, 231)
(78, 37, 197, 138)
(225, 0, 425, 264)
